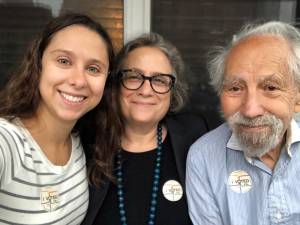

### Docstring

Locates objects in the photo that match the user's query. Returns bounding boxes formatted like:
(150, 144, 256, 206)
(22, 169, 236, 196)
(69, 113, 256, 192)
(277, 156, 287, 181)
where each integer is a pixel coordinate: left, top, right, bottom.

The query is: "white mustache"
(229, 112, 279, 127)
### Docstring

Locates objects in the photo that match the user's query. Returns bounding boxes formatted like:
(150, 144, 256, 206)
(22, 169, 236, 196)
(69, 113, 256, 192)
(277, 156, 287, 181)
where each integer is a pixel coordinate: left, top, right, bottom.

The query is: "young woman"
(83, 33, 210, 225)
(0, 13, 114, 224)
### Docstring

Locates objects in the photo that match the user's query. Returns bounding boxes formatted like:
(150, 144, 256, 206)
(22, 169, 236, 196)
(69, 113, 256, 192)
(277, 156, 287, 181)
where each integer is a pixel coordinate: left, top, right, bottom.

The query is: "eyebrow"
(258, 74, 288, 87)
(222, 76, 244, 85)
(49, 49, 73, 56)
(223, 73, 279, 83)
(123, 67, 173, 76)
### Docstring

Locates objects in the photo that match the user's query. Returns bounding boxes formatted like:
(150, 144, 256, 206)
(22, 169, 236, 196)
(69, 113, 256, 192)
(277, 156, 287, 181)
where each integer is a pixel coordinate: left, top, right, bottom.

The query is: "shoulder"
(70, 133, 86, 166)
(0, 118, 22, 139)
(192, 122, 231, 146)
(71, 132, 83, 149)
(0, 117, 14, 128)
(165, 112, 210, 149)
(0, 117, 33, 160)
(188, 123, 231, 162)
(165, 112, 209, 134)
(0, 118, 24, 177)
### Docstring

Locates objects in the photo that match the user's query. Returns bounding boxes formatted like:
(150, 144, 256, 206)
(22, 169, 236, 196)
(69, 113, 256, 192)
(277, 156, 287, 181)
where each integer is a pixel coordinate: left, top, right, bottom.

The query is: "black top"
(95, 134, 192, 225)
(81, 113, 210, 225)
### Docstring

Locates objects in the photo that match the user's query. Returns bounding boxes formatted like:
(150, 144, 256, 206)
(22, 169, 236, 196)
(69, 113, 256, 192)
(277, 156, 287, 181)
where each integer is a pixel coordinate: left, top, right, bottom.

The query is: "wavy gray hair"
(207, 21, 300, 94)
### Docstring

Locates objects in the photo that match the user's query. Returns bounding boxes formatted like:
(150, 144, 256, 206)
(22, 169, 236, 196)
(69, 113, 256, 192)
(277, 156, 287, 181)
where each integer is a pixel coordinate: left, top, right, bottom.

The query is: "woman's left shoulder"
(164, 112, 210, 153)
(165, 112, 210, 134)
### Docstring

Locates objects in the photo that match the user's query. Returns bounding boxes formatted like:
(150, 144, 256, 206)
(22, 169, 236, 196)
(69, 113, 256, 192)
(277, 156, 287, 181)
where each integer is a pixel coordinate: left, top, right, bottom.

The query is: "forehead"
(42, 24, 109, 67)
(122, 46, 172, 69)
(45, 24, 107, 53)
(224, 35, 291, 82)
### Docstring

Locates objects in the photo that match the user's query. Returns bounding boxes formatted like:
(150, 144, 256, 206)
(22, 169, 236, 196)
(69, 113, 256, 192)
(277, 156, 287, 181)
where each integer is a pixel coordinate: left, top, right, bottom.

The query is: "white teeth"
(60, 92, 85, 103)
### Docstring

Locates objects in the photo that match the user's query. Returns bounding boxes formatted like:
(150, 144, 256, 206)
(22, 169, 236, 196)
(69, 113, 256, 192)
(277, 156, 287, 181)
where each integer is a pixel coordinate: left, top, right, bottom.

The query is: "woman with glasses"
(82, 33, 209, 225)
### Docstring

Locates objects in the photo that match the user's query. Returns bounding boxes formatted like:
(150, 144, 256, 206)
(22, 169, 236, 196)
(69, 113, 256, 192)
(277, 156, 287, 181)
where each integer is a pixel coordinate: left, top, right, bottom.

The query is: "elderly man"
(186, 21, 300, 225)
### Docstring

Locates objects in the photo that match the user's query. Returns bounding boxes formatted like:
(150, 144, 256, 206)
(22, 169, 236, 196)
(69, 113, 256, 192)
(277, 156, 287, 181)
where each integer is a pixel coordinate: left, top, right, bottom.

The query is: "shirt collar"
(285, 119, 300, 156)
(227, 119, 300, 160)
(227, 128, 253, 163)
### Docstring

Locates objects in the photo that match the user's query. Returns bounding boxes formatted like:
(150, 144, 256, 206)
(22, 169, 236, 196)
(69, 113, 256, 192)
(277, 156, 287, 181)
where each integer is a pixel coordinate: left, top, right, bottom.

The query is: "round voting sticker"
(228, 170, 252, 193)
(162, 180, 183, 201)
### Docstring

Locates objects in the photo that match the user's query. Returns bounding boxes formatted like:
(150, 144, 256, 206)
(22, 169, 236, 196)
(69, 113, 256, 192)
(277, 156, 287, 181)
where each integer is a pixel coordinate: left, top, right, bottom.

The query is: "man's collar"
(227, 127, 253, 163)
(227, 119, 300, 159)
(285, 119, 300, 156)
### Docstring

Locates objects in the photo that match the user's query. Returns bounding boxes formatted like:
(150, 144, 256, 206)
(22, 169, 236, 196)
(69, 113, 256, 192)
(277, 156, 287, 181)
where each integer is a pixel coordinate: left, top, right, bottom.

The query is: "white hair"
(207, 21, 300, 94)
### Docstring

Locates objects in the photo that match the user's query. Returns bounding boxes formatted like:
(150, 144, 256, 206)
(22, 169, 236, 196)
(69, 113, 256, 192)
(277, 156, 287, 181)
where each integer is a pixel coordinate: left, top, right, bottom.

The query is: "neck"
(116, 123, 163, 225)
(21, 114, 74, 166)
(122, 122, 165, 153)
(259, 140, 284, 170)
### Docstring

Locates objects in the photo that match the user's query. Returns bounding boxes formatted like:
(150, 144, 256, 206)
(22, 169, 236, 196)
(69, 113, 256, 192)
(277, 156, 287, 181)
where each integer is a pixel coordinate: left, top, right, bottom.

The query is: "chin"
(243, 144, 274, 158)
(56, 112, 84, 124)
(129, 117, 158, 125)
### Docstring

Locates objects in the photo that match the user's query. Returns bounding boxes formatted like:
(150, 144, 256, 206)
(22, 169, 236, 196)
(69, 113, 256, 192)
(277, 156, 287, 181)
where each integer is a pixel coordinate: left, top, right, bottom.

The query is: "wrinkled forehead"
(224, 35, 291, 79)
(229, 35, 290, 56)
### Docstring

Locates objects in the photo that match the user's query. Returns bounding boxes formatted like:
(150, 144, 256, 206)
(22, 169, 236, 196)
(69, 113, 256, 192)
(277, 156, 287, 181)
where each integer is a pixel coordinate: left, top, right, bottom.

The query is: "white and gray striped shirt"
(0, 118, 89, 225)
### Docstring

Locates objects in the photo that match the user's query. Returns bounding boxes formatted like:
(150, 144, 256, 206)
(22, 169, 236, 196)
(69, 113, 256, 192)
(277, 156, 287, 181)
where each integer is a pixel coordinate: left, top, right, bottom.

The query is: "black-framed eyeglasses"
(119, 69, 176, 94)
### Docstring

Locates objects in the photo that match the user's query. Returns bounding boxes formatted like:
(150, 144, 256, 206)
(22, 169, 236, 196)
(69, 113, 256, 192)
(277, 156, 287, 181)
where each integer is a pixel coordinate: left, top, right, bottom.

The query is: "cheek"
(38, 71, 52, 93)
(269, 98, 295, 122)
(160, 94, 171, 113)
(119, 88, 133, 112)
(220, 94, 242, 117)
(39, 65, 67, 90)
(121, 87, 135, 98)
(119, 88, 136, 105)
(89, 77, 107, 97)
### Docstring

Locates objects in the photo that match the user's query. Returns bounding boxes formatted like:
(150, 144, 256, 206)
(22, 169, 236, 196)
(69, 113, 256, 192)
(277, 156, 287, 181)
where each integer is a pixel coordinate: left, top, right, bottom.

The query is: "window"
(0, 0, 123, 87)
(152, 0, 299, 128)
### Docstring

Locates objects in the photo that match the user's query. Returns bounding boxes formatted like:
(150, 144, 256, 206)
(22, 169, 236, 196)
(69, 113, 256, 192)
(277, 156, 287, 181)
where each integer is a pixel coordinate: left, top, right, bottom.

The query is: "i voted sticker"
(227, 170, 252, 193)
(162, 180, 183, 201)
(40, 187, 60, 212)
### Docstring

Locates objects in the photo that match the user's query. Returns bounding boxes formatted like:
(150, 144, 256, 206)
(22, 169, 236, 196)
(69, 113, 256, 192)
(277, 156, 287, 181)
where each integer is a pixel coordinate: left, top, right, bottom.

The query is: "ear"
(294, 90, 300, 113)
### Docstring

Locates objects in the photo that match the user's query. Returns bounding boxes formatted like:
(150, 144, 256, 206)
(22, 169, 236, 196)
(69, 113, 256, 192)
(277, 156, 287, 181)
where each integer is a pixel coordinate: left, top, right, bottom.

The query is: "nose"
(138, 79, 154, 96)
(240, 91, 265, 118)
(68, 67, 87, 88)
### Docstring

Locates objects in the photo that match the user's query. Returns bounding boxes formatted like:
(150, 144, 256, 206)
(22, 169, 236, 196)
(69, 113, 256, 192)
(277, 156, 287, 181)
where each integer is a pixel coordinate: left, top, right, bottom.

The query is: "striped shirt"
(186, 119, 300, 225)
(0, 118, 89, 225)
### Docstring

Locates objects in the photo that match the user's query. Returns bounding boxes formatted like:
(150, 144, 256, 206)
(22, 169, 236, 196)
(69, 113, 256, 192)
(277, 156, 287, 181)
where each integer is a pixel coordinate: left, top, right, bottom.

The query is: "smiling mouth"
(133, 101, 155, 105)
(60, 91, 86, 103)
(239, 124, 269, 132)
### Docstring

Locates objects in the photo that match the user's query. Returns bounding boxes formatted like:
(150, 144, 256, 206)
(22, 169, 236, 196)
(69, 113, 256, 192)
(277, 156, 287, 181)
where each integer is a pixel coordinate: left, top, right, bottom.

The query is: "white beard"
(227, 112, 285, 157)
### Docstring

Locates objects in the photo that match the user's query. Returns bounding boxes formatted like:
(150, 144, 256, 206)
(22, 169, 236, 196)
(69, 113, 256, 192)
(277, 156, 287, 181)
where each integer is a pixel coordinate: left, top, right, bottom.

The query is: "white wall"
(124, 0, 151, 43)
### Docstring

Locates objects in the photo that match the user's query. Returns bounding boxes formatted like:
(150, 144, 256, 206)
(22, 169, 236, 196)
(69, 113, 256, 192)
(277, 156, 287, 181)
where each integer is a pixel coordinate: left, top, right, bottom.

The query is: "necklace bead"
(116, 123, 163, 225)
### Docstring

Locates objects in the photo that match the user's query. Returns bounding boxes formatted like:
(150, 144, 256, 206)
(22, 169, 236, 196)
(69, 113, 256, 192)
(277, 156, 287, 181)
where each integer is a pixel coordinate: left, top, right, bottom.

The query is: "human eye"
(152, 75, 170, 86)
(222, 81, 244, 96)
(223, 82, 243, 92)
(57, 57, 71, 66)
(263, 84, 280, 92)
(228, 86, 242, 92)
(124, 71, 142, 81)
(261, 81, 282, 97)
(87, 65, 102, 75)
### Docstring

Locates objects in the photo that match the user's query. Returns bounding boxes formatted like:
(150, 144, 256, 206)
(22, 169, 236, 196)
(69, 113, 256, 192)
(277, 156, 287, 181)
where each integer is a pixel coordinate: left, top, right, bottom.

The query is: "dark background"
(152, 0, 300, 128)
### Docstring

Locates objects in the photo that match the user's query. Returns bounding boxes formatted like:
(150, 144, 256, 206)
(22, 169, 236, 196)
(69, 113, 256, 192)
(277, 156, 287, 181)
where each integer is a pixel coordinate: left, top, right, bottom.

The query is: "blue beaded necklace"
(116, 123, 163, 225)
